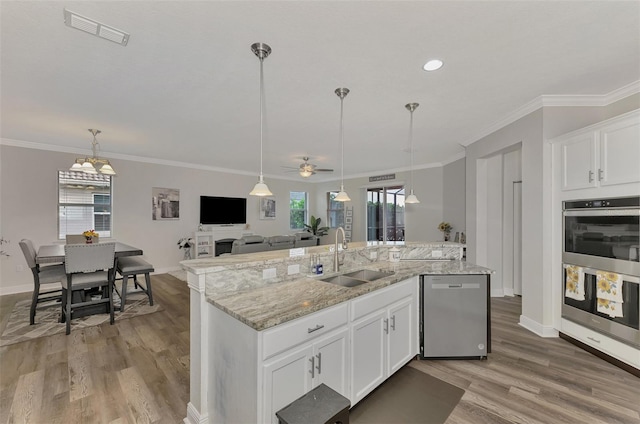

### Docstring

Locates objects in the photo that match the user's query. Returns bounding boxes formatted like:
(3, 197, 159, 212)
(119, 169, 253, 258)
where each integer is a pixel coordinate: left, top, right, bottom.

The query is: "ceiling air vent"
(63, 9, 130, 46)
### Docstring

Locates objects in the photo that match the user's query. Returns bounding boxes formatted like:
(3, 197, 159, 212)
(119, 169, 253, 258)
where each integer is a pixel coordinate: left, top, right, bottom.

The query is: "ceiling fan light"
(300, 169, 313, 178)
(250, 175, 273, 196)
(405, 190, 420, 204)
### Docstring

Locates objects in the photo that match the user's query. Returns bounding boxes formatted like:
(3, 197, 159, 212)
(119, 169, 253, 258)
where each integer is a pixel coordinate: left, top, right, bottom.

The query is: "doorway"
(366, 186, 405, 242)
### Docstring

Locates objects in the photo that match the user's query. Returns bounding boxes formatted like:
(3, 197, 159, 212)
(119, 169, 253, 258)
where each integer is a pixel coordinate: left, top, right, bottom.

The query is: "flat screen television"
(200, 196, 247, 225)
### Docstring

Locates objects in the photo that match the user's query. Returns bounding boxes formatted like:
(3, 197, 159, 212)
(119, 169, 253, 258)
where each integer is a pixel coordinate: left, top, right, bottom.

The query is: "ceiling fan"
(283, 157, 334, 178)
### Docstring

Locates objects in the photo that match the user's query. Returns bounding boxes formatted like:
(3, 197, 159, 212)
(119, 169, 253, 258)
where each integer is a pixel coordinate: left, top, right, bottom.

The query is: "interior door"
(366, 186, 405, 242)
(513, 181, 522, 296)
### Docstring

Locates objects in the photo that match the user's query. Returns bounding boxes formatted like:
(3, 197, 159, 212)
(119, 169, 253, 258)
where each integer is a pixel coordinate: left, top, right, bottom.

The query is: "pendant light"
(249, 42, 273, 196)
(334, 88, 351, 202)
(69, 129, 116, 175)
(404, 103, 420, 204)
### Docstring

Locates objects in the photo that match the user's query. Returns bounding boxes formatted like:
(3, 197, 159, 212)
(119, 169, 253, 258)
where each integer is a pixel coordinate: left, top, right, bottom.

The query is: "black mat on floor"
(350, 365, 464, 424)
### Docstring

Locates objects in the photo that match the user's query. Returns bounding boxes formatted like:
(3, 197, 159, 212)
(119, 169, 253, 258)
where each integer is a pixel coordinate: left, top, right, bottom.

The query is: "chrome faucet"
(334, 227, 348, 272)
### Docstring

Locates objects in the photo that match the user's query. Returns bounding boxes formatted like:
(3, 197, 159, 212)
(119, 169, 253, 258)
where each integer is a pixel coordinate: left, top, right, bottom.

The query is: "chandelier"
(69, 129, 116, 175)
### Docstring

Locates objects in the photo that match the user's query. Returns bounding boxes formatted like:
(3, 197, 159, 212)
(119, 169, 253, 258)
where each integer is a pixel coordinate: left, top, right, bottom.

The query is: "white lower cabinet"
(262, 327, 349, 424)
(350, 277, 418, 405)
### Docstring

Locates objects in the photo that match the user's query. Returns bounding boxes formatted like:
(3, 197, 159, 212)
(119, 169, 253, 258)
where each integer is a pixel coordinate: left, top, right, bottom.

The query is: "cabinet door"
(350, 309, 386, 405)
(263, 345, 314, 424)
(599, 118, 640, 186)
(387, 297, 415, 375)
(313, 327, 349, 398)
(561, 132, 598, 191)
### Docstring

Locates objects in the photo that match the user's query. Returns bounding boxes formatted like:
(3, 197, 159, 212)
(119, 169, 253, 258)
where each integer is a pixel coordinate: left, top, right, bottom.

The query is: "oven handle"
(563, 264, 640, 284)
(563, 209, 640, 217)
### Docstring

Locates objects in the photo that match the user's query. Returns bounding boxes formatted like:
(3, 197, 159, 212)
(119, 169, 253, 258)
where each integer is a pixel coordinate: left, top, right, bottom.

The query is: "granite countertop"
(206, 259, 492, 331)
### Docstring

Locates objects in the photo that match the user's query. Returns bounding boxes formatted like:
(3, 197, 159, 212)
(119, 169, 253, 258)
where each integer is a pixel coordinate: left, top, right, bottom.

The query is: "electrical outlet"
(287, 264, 300, 275)
(370, 251, 378, 260)
(431, 250, 442, 258)
(263, 268, 277, 279)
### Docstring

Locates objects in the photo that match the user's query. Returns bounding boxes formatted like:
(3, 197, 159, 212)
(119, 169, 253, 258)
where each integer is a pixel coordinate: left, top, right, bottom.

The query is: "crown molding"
(461, 80, 640, 147)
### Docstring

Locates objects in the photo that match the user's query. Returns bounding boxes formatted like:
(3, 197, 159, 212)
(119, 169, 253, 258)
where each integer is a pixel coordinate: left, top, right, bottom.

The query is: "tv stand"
(194, 227, 252, 258)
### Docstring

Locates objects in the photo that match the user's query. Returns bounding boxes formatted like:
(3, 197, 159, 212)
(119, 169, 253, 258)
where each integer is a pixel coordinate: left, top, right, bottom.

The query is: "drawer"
(262, 302, 348, 360)
(561, 319, 640, 368)
(351, 277, 416, 322)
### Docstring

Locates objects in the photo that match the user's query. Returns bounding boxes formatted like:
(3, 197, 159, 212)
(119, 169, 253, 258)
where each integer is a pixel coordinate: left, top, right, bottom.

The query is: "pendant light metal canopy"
(249, 42, 273, 197)
(69, 129, 116, 175)
(334, 88, 351, 202)
(404, 102, 420, 204)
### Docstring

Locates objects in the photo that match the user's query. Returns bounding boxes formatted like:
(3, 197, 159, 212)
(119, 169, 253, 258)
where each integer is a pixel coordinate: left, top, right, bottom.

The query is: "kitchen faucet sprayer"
(334, 227, 348, 272)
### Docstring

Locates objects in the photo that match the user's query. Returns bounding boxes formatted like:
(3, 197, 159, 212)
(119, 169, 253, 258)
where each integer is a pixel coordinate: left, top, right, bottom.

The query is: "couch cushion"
(238, 235, 265, 245)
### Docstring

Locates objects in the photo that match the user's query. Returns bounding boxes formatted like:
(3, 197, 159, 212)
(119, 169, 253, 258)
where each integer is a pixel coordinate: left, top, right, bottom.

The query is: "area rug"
(350, 365, 464, 424)
(0, 282, 162, 347)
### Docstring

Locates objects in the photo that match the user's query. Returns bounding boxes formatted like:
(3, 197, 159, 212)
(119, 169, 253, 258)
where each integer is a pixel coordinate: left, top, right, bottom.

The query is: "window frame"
(58, 171, 113, 240)
(326, 191, 346, 229)
(289, 191, 308, 230)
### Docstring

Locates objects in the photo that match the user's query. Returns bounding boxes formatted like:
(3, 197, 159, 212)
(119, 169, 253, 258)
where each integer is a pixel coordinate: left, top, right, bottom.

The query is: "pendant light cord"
(340, 95, 344, 188)
(259, 56, 265, 177)
(409, 108, 414, 190)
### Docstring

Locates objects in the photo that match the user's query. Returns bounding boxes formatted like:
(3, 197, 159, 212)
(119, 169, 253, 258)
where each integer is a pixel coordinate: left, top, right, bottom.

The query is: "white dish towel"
(596, 271, 624, 318)
(564, 265, 585, 301)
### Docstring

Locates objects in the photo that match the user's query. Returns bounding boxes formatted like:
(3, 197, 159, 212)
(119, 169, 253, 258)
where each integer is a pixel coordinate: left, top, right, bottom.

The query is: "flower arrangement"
(437, 222, 452, 234)
(83, 230, 99, 238)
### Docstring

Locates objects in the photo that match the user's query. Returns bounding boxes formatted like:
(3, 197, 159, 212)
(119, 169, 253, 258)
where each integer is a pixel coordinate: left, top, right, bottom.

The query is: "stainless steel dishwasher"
(420, 274, 490, 359)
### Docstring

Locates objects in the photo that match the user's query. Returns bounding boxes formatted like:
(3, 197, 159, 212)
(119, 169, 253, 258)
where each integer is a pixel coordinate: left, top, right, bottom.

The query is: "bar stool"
(116, 257, 154, 312)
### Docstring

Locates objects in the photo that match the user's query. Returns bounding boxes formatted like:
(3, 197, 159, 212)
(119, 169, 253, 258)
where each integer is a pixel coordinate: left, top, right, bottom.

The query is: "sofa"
(230, 233, 318, 254)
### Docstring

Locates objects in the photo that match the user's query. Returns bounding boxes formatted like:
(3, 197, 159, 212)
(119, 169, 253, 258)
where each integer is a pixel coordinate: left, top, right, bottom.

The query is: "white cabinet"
(262, 327, 349, 424)
(561, 111, 640, 191)
(350, 277, 418, 405)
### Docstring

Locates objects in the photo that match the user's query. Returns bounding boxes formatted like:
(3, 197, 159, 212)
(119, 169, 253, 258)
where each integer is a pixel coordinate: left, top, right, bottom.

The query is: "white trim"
(519, 314, 559, 338)
(184, 402, 207, 424)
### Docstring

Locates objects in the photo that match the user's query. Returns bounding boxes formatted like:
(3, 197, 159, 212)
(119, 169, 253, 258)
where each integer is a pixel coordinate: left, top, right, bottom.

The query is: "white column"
(184, 271, 210, 424)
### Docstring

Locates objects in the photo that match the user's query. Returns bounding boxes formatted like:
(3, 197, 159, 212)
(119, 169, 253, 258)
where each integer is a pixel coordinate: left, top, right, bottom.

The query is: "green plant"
(304, 215, 329, 237)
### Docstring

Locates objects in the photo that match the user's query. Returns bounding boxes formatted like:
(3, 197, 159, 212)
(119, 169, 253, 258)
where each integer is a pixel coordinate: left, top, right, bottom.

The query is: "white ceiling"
(1, 1, 639, 182)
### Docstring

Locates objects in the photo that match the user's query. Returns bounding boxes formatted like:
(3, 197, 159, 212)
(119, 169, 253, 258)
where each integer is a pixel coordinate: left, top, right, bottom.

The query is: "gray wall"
(442, 158, 466, 239)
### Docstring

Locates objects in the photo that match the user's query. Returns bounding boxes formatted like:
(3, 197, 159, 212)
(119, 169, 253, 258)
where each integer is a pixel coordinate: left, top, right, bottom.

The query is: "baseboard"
(519, 314, 559, 338)
(184, 402, 208, 424)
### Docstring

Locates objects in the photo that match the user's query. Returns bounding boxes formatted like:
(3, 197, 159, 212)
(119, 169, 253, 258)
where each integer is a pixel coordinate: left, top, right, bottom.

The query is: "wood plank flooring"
(1, 274, 638, 423)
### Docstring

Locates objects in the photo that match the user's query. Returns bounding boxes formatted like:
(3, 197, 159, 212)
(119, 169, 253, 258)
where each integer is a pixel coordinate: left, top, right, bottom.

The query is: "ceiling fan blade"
(315, 168, 334, 172)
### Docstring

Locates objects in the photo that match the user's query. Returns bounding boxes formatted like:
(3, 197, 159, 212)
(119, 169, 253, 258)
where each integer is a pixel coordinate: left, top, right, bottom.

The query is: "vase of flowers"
(83, 230, 99, 243)
(437, 222, 452, 241)
(177, 237, 194, 260)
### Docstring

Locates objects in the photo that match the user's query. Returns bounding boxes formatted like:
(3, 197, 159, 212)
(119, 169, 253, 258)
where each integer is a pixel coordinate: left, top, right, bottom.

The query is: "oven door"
(563, 208, 640, 276)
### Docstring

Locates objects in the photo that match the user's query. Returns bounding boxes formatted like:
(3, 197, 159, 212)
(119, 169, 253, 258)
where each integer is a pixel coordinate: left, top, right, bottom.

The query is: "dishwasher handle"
(429, 283, 481, 289)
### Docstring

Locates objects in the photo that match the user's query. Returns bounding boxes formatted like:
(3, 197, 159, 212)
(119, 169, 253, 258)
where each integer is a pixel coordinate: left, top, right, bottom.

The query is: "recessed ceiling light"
(423, 59, 443, 71)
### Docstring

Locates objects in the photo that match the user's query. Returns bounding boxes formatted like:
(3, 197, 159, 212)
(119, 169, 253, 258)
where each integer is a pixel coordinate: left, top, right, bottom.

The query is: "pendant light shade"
(249, 42, 273, 197)
(404, 103, 420, 204)
(335, 88, 350, 202)
(69, 129, 116, 175)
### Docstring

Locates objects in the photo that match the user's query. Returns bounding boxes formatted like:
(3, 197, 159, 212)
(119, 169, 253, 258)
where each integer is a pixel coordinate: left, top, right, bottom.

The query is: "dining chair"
(62, 242, 116, 335)
(19, 239, 65, 325)
(116, 257, 155, 312)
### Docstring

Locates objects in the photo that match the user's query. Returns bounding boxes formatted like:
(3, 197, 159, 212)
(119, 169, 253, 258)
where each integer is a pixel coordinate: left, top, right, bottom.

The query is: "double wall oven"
(562, 196, 640, 347)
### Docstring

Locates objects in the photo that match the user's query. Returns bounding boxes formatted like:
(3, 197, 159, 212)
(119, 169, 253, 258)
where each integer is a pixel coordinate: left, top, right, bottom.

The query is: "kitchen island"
(181, 241, 492, 424)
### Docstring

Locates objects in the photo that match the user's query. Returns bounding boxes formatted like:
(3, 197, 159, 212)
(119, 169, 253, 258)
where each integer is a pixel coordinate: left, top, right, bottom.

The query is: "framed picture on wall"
(152, 187, 180, 220)
(345, 224, 351, 231)
(345, 216, 352, 224)
(259, 197, 276, 220)
(346, 207, 353, 217)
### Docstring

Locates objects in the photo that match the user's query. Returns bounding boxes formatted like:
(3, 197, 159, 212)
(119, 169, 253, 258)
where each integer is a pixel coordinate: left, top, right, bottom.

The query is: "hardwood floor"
(1, 275, 638, 423)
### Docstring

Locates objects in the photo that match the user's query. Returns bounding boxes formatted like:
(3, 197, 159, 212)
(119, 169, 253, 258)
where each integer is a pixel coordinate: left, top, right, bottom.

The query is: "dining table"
(36, 241, 143, 319)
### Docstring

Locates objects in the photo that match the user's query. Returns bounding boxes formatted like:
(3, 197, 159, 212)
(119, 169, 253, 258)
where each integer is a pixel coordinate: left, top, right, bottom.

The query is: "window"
(58, 171, 112, 239)
(367, 186, 405, 242)
(289, 191, 308, 230)
(327, 191, 345, 228)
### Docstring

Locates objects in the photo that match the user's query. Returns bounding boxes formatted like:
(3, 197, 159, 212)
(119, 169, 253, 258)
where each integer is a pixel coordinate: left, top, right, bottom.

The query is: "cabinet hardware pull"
(308, 324, 325, 333)
(309, 357, 315, 378)
(384, 318, 389, 334)
(316, 352, 322, 374)
(391, 315, 396, 331)
(448, 284, 463, 288)
(588, 170, 594, 183)
(598, 168, 603, 181)
(587, 336, 601, 344)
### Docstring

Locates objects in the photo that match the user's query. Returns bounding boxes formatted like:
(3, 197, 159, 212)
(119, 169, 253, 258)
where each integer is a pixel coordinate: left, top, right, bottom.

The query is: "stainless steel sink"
(320, 269, 395, 288)
(343, 269, 394, 281)
(320, 275, 369, 288)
